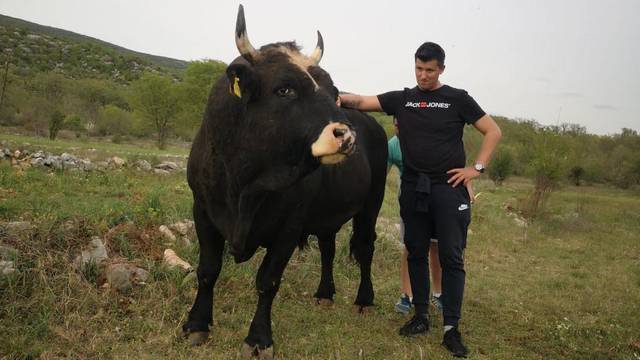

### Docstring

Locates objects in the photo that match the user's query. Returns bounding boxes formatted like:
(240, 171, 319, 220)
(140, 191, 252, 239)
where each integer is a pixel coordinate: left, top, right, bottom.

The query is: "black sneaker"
(442, 327, 468, 358)
(398, 314, 429, 336)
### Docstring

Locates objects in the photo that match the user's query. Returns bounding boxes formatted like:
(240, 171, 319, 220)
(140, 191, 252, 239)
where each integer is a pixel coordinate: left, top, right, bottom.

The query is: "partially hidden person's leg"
(401, 246, 413, 297)
(396, 184, 413, 314)
(429, 240, 443, 311)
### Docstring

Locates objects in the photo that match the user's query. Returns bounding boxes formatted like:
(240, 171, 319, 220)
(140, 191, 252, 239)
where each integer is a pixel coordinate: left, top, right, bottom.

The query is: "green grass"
(1, 155, 639, 359)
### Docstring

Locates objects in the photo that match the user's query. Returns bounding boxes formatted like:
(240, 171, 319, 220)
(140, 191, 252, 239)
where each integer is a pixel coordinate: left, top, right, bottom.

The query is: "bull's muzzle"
(311, 122, 356, 165)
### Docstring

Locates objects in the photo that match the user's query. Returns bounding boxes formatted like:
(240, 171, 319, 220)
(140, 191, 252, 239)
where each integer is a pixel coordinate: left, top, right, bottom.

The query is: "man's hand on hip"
(446, 166, 481, 188)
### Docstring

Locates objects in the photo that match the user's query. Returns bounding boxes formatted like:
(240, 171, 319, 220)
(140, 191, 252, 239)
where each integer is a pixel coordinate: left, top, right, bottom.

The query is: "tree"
(488, 149, 514, 186)
(174, 60, 226, 140)
(523, 129, 568, 219)
(49, 110, 65, 140)
(129, 73, 180, 149)
(96, 105, 132, 136)
(568, 166, 585, 186)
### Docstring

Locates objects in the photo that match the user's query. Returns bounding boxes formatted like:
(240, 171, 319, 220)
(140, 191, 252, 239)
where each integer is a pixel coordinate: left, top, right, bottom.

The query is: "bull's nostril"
(333, 128, 346, 137)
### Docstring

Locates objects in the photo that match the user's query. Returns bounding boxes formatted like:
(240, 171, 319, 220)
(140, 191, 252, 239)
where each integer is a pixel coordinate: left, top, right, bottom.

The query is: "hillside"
(0, 14, 188, 82)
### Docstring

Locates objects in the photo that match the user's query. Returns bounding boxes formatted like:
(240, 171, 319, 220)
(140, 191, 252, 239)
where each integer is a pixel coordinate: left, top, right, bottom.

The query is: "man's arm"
(472, 114, 502, 167)
(339, 93, 383, 112)
(447, 114, 502, 187)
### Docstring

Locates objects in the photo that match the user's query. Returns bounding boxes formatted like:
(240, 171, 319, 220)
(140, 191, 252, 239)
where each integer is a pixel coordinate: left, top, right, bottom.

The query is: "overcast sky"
(1, 0, 639, 135)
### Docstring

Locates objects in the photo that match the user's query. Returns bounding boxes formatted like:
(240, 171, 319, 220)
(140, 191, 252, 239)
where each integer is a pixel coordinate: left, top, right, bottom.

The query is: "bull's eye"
(275, 87, 296, 98)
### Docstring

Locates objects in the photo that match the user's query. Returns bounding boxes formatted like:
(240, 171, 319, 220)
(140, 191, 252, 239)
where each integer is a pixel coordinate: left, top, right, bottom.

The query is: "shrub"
(568, 166, 585, 186)
(95, 105, 132, 136)
(48, 110, 65, 140)
(488, 149, 514, 186)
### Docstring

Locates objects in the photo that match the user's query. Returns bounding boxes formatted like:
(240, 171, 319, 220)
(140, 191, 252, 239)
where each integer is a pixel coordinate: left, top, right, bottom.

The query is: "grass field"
(1, 136, 639, 359)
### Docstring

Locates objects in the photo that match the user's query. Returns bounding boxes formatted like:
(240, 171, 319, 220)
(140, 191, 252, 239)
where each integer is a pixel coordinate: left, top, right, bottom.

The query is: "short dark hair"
(415, 42, 445, 68)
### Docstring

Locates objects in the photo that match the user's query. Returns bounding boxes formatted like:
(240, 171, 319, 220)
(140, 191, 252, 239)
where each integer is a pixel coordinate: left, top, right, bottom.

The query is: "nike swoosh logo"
(458, 204, 469, 211)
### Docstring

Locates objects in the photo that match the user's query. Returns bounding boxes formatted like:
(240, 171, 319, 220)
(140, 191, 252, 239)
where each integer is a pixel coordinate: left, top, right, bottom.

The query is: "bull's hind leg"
(182, 201, 225, 345)
(350, 213, 376, 312)
(314, 232, 337, 305)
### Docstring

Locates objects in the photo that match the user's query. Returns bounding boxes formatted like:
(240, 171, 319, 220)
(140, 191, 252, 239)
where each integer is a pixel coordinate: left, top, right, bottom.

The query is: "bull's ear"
(226, 63, 257, 100)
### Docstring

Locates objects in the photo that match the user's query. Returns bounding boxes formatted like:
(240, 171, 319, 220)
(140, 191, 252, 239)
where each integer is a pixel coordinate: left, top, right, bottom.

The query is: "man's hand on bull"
(311, 122, 354, 162)
(446, 166, 481, 188)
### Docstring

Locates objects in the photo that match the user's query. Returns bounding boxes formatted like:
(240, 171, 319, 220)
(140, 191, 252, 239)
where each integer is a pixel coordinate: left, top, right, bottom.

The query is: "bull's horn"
(309, 31, 324, 65)
(235, 4, 258, 62)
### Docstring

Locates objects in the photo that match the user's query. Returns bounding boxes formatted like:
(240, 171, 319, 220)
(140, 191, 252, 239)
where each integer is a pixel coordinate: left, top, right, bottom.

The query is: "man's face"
(415, 58, 444, 91)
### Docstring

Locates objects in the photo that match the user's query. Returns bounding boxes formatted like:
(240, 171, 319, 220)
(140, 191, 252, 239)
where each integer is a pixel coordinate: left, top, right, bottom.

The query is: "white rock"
(513, 216, 528, 227)
(163, 249, 193, 272)
(154, 169, 170, 175)
(159, 225, 176, 242)
(60, 153, 75, 162)
(110, 156, 125, 167)
(169, 221, 190, 236)
(134, 159, 152, 171)
(105, 263, 149, 291)
(155, 161, 179, 171)
(0, 260, 15, 275)
(74, 236, 109, 269)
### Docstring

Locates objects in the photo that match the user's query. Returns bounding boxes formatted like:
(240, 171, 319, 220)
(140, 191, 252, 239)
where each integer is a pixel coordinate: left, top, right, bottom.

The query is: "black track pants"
(399, 180, 471, 327)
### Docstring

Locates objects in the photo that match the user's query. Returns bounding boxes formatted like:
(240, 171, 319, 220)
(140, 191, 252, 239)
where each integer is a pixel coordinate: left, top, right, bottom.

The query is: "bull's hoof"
(240, 343, 274, 359)
(352, 304, 375, 314)
(182, 330, 209, 346)
(314, 298, 334, 307)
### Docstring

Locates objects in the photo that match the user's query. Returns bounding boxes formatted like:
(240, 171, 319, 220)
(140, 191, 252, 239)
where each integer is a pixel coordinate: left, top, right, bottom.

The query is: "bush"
(568, 166, 585, 186)
(522, 130, 567, 219)
(488, 149, 514, 185)
(95, 105, 132, 136)
(63, 115, 85, 132)
(48, 110, 65, 140)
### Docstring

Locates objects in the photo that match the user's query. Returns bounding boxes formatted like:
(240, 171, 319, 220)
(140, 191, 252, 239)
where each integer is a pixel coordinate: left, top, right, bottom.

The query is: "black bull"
(182, 5, 388, 357)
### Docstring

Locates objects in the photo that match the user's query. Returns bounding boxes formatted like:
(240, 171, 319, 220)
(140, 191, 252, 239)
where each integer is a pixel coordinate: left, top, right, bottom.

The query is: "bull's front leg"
(182, 202, 225, 345)
(314, 232, 336, 305)
(241, 239, 298, 359)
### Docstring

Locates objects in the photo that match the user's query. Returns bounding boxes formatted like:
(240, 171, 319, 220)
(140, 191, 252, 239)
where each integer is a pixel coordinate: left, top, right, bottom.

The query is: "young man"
(341, 42, 501, 358)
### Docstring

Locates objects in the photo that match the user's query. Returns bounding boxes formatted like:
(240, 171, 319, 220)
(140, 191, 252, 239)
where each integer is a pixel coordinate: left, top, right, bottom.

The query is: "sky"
(1, 0, 639, 135)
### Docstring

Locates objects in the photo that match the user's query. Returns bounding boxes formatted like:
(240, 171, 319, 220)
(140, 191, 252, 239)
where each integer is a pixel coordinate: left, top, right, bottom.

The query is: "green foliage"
(521, 129, 569, 219)
(568, 166, 585, 186)
(173, 60, 226, 140)
(63, 114, 85, 134)
(488, 148, 514, 185)
(48, 110, 65, 140)
(369, 112, 394, 139)
(95, 105, 132, 136)
(129, 72, 181, 149)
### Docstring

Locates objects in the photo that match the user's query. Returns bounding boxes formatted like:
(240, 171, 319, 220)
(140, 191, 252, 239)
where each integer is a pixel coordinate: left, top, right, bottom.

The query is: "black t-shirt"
(377, 85, 485, 180)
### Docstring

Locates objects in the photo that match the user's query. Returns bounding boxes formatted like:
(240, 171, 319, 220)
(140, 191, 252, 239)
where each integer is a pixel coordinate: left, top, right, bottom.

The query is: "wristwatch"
(474, 163, 485, 173)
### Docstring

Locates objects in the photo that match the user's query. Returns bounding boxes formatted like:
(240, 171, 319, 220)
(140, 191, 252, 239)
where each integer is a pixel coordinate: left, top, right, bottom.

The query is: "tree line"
(0, 54, 638, 189)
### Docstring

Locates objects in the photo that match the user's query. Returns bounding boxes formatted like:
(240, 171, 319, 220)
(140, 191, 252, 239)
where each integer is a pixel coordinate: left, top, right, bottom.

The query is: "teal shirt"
(387, 135, 403, 175)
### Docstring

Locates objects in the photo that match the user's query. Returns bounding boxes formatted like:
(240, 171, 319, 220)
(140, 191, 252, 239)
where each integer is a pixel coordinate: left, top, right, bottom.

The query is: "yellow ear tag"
(232, 76, 242, 98)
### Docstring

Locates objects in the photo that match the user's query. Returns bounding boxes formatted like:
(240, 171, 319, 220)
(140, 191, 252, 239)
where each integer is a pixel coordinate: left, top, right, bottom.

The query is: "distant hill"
(0, 13, 189, 81)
